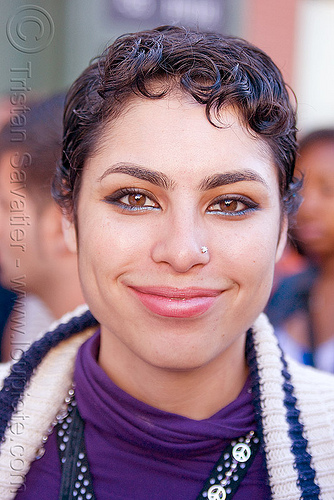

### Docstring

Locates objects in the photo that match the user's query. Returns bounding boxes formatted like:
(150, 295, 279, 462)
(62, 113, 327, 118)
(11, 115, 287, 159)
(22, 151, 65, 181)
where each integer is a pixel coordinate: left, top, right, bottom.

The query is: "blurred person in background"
(266, 129, 334, 371)
(0, 96, 17, 349)
(0, 94, 84, 362)
(0, 285, 15, 345)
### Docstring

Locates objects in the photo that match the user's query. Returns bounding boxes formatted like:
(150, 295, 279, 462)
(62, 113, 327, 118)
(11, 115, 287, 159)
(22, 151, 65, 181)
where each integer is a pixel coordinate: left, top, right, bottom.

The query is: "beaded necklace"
(37, 385, 260, 500)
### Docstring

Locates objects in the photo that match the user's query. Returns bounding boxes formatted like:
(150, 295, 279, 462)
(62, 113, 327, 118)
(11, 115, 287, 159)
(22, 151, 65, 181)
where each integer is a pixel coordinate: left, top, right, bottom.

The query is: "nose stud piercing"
(201, 246, 208, 254)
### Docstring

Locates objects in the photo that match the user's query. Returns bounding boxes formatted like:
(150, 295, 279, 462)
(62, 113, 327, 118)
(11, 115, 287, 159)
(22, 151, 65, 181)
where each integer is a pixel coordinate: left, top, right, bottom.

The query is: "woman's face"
(64, 94, 286, 373)
(294, 140, 334, 260)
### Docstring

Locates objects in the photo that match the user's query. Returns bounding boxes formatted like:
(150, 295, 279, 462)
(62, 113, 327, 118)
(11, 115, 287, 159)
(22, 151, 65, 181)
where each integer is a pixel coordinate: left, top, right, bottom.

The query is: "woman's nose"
(150, 210, 210, 273)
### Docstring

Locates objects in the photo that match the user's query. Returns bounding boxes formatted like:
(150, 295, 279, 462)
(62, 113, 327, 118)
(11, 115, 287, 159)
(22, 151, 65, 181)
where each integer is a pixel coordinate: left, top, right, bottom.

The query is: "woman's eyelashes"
(103, 188, 160, 211)
(206, 195, 259, 216)
(103, 188, 259, 216)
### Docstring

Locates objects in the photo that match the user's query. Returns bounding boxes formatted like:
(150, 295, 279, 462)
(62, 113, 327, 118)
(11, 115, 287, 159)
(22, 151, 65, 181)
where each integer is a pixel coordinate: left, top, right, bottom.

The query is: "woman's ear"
(62, 215, 78, 254)
(275, 214, 288, 263)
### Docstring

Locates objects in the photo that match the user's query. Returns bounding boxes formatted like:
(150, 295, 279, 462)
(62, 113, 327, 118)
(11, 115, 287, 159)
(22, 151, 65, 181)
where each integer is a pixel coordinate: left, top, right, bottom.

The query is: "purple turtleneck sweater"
(15, 331, 271, 499)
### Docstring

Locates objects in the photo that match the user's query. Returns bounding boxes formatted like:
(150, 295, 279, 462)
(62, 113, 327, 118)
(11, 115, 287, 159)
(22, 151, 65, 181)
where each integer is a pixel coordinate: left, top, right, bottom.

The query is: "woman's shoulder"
(287, 356, 334, 416)
(0, 304, 99, 421)
(288, 356, 334, 386)
(286, 357, 334, 493)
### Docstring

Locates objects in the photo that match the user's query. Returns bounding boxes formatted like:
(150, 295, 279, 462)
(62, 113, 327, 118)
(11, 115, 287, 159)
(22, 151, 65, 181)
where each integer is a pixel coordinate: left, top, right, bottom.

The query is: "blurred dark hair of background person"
(266, 129, 334, 371)
(0, 94, 84, 362)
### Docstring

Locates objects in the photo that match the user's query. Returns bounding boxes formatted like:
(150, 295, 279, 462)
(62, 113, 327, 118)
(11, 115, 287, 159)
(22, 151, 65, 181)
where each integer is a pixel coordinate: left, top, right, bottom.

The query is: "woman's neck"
(98, 331, 248, 420)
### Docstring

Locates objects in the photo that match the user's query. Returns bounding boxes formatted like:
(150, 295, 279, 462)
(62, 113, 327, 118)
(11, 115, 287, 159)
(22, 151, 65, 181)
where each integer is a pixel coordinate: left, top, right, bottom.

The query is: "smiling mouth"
(128, 286, 221, 318)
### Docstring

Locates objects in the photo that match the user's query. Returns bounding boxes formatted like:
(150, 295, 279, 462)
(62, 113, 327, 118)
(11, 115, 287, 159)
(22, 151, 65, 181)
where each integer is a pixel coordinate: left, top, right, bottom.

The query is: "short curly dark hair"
(52, 25, 300, 223)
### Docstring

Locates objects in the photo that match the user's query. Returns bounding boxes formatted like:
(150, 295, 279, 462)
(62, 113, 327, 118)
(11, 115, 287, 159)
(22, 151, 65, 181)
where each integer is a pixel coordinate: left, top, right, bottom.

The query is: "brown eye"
(128, 193, 147, 206)
(207, 195, 258, 216)
(104, 189, 159, 211)
(119, 192, 158, 209)
(220, 199, 238, 212)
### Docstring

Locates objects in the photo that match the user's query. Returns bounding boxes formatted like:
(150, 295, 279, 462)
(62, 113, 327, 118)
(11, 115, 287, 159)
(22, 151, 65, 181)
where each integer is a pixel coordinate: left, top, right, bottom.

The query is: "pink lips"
(129, 286, 221, 318)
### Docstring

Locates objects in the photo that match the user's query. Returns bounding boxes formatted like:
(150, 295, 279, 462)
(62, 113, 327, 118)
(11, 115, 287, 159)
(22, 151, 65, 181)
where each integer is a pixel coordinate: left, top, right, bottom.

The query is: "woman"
(0, 26, 333, 500)
(267, 129, 334, 371)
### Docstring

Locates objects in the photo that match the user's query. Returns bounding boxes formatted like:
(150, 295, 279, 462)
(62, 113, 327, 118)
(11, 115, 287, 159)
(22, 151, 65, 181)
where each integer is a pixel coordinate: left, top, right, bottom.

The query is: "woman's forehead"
(93, 95, 274, 167)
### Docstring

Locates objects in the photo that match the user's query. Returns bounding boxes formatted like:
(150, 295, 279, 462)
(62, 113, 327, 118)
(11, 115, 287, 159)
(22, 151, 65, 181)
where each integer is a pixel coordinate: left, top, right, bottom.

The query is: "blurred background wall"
(0, 0, 333, 134)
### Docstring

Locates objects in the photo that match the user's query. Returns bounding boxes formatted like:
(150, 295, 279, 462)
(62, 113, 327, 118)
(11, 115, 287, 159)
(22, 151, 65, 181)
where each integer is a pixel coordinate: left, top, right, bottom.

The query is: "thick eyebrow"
(199, 170, 269, 191)
(98, 162, 175, 190)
